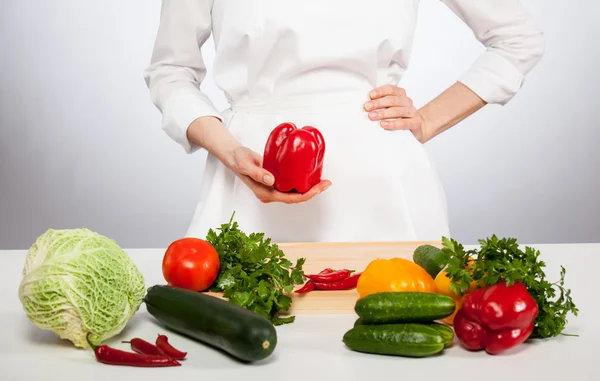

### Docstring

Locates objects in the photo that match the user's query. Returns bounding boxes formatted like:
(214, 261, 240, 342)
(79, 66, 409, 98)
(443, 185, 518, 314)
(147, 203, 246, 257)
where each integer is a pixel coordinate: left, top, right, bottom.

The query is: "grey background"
(1, 0, 598, 250)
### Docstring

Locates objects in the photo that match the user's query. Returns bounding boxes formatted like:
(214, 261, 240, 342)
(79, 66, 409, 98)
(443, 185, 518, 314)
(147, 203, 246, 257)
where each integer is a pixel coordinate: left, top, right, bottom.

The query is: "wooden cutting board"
(206, 241, 441, 315)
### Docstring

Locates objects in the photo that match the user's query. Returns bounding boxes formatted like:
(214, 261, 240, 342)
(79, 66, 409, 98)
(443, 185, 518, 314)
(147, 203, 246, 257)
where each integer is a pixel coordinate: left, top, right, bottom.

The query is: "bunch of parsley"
(441, 235, 578, 339)
(205, 213, 305, 325)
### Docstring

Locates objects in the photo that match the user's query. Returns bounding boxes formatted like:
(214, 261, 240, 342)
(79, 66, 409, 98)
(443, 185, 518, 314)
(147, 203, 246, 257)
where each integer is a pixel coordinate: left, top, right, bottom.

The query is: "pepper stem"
(86, 333, 98, 351)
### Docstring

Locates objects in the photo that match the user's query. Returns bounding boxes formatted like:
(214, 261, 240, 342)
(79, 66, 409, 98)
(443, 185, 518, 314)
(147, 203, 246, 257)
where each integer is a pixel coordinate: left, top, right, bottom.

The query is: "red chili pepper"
(305, 269, 351, 282)
(454, 281, 539, 355)
(318, 268, 334, 275)
(156, 334, 187, 360)
(262, 122, 326, 193)
(122, 338, 166, 356)
(312, 272, 362, 291)
(294, 281, 316, 294)
(87, 334, 180, 367)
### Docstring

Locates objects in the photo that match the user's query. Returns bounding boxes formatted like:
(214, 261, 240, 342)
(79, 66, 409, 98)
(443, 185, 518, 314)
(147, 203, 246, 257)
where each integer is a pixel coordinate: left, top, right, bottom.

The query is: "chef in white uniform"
(144, 0, 545, 243)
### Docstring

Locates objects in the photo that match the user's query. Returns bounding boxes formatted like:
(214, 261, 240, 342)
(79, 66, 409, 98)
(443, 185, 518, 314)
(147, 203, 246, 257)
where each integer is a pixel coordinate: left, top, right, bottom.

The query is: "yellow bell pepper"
(356, 258, 437, 298)
(434, 257, 478, 325)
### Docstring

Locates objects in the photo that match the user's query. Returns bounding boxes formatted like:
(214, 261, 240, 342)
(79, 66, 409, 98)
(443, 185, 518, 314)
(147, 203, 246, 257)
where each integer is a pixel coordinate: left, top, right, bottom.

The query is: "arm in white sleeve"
(143, 0, 221, 153)
(441, 0, 546, 105)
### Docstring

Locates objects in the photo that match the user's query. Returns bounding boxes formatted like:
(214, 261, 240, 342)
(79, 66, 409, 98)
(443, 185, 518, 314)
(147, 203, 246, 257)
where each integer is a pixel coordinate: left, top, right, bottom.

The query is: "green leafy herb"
(441, 235, 578, 339)
(206, 212, 305, 326)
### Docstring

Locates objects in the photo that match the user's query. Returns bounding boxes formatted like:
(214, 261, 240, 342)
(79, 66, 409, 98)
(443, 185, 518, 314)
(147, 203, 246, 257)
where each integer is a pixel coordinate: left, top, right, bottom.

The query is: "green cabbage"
(18, 228, 145, 348)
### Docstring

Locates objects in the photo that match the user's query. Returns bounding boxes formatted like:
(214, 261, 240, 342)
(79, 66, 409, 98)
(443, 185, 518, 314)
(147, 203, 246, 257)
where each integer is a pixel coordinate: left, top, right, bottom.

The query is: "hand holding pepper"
(186, 116, 330, 203)
(229, 145, 331, 204)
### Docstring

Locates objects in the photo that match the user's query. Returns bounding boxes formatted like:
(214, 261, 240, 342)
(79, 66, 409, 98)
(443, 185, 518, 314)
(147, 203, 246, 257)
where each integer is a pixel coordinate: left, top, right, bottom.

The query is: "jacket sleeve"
(143, 0, 221, 153)
(440, 0, 546, 105)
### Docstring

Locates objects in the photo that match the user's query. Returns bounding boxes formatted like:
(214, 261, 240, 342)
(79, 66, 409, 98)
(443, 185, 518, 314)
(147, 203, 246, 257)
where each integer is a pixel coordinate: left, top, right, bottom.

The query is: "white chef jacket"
(144, 0, 544, 243)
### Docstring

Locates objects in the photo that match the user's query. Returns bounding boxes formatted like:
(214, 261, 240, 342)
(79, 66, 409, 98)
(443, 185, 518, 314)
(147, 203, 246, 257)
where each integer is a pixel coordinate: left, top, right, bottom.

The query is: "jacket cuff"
(161, 87, 222, 154)
(458, 50, 526, 105)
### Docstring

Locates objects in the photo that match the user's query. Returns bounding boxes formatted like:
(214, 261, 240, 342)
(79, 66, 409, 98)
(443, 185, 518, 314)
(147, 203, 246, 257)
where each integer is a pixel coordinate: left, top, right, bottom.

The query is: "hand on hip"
(364, 84, 426, 143)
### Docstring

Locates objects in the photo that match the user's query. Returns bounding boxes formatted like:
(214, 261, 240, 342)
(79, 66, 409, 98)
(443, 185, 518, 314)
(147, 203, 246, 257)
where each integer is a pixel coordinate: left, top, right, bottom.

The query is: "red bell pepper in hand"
(262, 122, 325, 193)
(454, 281, 539, 355)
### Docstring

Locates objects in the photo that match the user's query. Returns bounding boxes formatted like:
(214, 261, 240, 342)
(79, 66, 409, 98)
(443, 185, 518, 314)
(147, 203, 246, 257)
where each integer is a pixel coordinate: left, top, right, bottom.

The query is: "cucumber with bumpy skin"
(355, 292, 456, 324)
(343, 323, 445, 358)
(353, 317, 454, 348)
(427, 322, 454, 348)
(354, 317, 365, 327)
(143, 285, 277, 363)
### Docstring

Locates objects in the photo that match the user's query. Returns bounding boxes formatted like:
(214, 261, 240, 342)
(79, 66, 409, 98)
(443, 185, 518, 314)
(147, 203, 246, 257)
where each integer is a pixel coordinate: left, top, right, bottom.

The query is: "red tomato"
(162, 238, 220, 292)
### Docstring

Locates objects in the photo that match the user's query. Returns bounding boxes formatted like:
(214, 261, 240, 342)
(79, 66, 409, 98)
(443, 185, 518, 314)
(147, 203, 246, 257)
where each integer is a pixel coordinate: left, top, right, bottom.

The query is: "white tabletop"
(1, 243, 596, 381)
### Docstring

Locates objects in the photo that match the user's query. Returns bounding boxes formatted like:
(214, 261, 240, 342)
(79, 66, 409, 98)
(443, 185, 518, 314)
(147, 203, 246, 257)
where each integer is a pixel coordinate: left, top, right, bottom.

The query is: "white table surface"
(1, 243, 596, 381)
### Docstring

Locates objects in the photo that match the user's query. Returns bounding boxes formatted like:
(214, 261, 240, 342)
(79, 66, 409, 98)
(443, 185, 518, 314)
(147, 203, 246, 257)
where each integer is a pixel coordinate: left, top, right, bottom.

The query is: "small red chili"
(305, 269, 351, 282)
(294, 281, 316, 294)
(156, 334, 187, 360)
(122, 338, 166, 356)
(87, 334, 180, 367)
(312, 272, 362, 291)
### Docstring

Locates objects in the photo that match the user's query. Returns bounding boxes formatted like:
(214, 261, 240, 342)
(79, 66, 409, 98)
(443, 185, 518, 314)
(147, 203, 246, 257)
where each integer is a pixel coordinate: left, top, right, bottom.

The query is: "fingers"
(368, 105, 418, 121)
(369, 84, 406, 99)
(246, 178, 332, 204)
(364, 94, 413, 113)
(380, 118, 422, 131)
(265, 180, 332, 204)
(288, 180, 332, 202)
(233, 146, 332, 204)
(236, 154, 274, 186)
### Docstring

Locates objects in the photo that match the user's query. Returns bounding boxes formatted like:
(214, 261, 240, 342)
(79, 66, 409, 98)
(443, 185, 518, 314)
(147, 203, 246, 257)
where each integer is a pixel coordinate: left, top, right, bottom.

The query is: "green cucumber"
(413, 244, 446, 279)
(343, 323, 445, 358)
(143, 285, 277, 363)
(426, 322, 454, 348)
(354, 317, 365, 327)
(353, 315, 454, 348)
(355, 292, 456, 324)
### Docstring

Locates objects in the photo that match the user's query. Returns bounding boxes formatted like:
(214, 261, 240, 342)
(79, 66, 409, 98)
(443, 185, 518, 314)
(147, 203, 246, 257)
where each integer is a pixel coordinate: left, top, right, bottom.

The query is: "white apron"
(182, 0, 450, 242)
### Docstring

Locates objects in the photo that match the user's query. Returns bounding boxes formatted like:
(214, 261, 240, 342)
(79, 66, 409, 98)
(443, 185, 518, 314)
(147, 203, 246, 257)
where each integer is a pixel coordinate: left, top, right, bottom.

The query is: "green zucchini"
(426, 322, 454, 348)
(413, 244, 446, 279)
(355, 292, 456, 324)
(143, 285, 277, 363)
(343, 323, 444, 358)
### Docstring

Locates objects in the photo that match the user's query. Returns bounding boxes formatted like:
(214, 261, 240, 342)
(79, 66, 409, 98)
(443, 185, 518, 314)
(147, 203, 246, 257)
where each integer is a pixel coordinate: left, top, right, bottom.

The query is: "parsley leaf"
(442, 235, 578, 339)
(206, 212, 305, 326)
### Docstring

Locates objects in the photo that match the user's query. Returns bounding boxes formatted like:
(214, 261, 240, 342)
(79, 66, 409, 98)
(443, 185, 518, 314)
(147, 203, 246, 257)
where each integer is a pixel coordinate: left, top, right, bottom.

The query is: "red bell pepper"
(454, 281, 539, 355)
(262, 122, 325, 193)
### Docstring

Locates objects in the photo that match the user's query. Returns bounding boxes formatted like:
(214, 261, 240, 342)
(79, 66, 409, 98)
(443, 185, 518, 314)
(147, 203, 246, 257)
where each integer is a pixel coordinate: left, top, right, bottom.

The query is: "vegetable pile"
(342, 234, 578, 358)
(18, 222, 579, 366)
(440, 235, 578, 339)
(18, 228, 146, 348)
